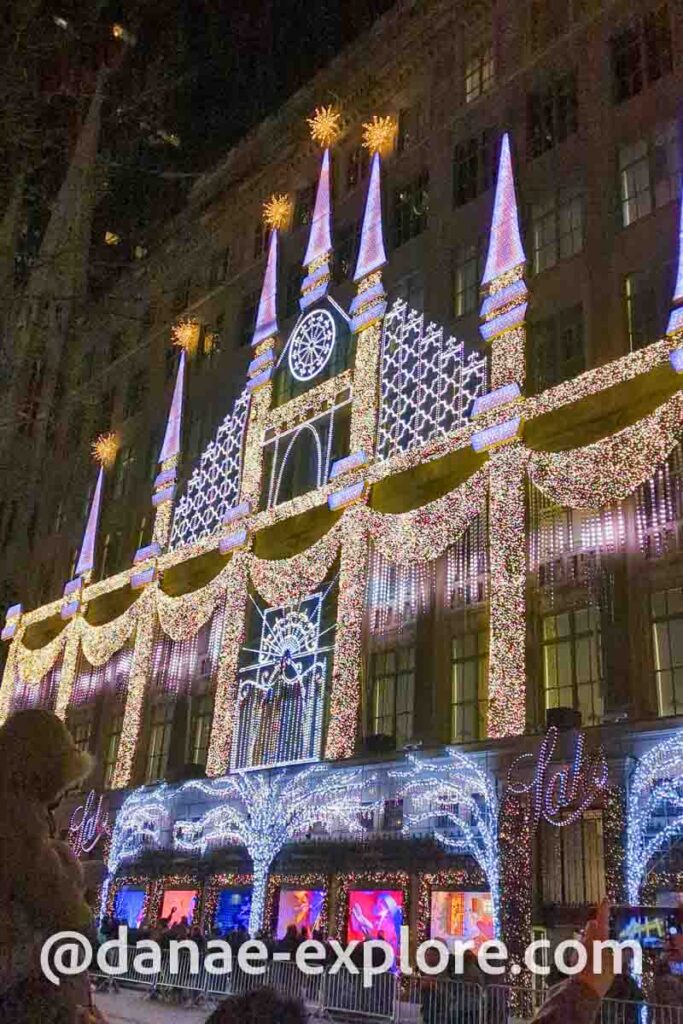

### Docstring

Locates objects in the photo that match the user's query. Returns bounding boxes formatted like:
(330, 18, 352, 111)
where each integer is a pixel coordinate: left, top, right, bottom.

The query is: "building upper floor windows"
(345, 145, 369, 193)
(392, 174, 429, 248)
(527, 72, 578, 160)
(284, 264, 300, 320)
(397, 103, 427, 155)
(610, 5, 672, 104)
(542, 606, 604, 728)
(113, 446, 136, 499)
(651, 587, 683, 718)
(453, 130, 495, 209)
(465, 46, 494, 104)
(451, 626, 488, 743)
(394, 271, 424, 314)
(619, 120, 680, 228)
(531, 188, 584, 275)
(207, 245, 231, 288)
(334, 221, 360, 283)
(541, 811, 606, 905)
(124, 370, 146, 420)
(369, 645, 415, 750)
(624, 265, 674, 351)
(238, 289, 260, 347)
(529, 304, 585, 393)
(294, 182, 316, 228)
(253, 220, 269, 260)
(453, 242, 483, 319)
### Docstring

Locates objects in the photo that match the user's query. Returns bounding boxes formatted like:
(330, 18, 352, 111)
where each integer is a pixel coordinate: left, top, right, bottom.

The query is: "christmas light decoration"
(488, 443, 527, 737)
(263, 194, 292, 232)
(169, 764, 377, 934)
(307, 106, 341, 149)
(288, 308, 337, 381)
(202, 873, 253, 931)
(334, 872, 410, 943)
(362, 116, 397, 157)
(301, 142, 334, 309)
(416, 869, 486, 945)
(376, 300, 488, 463)
(480, 134, 527, 390)
(170, 388, 250, 549)
(667, 179, 683, 338)
(265, 874, 329, 936)
(499, 792, 533, 987)
(92, 433, 120, 469)
(390, 749, 501, 936)
(172, 318, 201, 357)
(626, 729, 683, 903)
(529, 391, 683, 508)
(252, 230, 279, 349)
(603, 787, 627, 904)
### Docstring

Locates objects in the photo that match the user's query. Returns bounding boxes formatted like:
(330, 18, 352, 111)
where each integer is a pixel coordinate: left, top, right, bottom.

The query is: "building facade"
(1, 0, 683, 977)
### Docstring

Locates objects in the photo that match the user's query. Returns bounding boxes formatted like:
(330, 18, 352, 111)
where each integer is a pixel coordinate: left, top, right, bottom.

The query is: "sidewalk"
(95, 990, 211, 1024)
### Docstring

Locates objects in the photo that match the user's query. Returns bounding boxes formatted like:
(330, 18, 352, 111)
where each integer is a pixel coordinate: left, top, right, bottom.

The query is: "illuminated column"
(205, 551, 250, 777)
(111, 588, 156, 788)
(324, 505, 369, 759)
(668, 179, 683, 368)
(348, 117, 397, 457)
(487, 443, 527, 737)
(479, 133, 528, 391)
(300, 106, 340, 310)
(54, 621, 82, 720)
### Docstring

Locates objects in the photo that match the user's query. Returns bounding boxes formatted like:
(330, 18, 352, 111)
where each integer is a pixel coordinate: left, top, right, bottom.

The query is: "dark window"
(397, 103, 426, 154)
(144, 699, 174, 783)
(253, 221, 268, 260)
(334, 222, 360, 283)
(453, 131, 495, 208)
(624, 267, 673, 350)
(619, 121, 680, 228)
(346, 146, 369, 192)
(395, 271, 424, 312)
(528, 0, 569, 53)
(188, 694, 214, 766)
(611, 6, 672, 104)
(531, 189, 584, 274)
(294, 183, 315, 228)
(103, 709, 124, 789)
(238, 290, 259, 347)
(113, 447, 136, 499)
(527, 72, 578, 159)
(392, 174, 429, 248)
(124, 370, 146, 419)
(530, 304, 585, 392)
(284, 265, 301, 319)
(465, 46, 494, 103)
(453, 242, 483, 318)
(18, 357, 45, 436)
(208, 245, 230, 287)
(108, 331, 125, 364)
(172, 278, 190, 314)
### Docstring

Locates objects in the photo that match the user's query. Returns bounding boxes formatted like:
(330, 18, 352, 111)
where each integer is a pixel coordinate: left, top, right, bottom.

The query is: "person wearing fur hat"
(0, 708, 103, 1023)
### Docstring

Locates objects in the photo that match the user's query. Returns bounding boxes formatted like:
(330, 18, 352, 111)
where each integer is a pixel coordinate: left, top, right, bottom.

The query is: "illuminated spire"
(252, 229, 279, 347)
(75, 466, 104, 577)
(159, 348, 186, 463)
(301, 148, 333, 309)
(667, 182, 683, 338)
(479, 133, 528, 389)
(481, 133, 526, 286)
(353, 152, 386, 282)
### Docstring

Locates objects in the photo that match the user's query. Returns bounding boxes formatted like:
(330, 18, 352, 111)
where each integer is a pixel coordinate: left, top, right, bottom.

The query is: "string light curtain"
(635, 441, 683, 558)
(150, 606, 224, 697)
(10, 656, 62, 713)
(71, 644, 133, 706)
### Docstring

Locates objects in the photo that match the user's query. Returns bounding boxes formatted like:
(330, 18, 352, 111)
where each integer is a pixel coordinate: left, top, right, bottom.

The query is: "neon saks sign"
(69, 790, 110, 856)
(506, 727, 608, 829)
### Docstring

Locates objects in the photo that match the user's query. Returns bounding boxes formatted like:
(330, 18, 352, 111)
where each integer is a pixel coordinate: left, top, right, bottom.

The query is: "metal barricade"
(322, 969, 398, 1020)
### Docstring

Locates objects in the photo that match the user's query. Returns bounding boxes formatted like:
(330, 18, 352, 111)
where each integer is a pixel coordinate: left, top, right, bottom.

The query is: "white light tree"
(173, 764, 378, 934)
(627, 730, 683, 903)
(390, 748, 501, 936)
(102, 786, 173, 916)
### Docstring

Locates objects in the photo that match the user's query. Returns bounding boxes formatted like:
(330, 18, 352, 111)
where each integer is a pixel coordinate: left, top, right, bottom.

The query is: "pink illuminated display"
(276, 889, 325, 937)
(159, 889, 198, 926)
(347, 890, 404, 954)
(354, 151, 386, 281)
(481, 133, 525, 285)
(430, 891, 494, 951)
(159, 349, 186, 463)
(75, 467, 104, 577)
(303, 148, 332, 268)
(252, 229, 279, 347)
